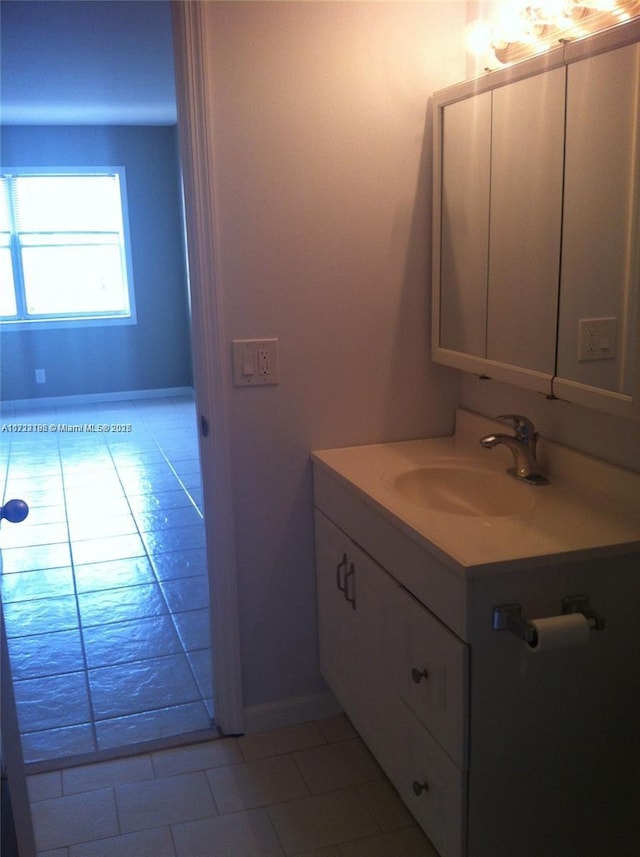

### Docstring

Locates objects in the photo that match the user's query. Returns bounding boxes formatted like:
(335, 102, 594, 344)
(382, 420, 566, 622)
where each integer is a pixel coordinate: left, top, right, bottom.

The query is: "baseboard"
(242, 691, 343, 735)
(1, 387, 194, 411)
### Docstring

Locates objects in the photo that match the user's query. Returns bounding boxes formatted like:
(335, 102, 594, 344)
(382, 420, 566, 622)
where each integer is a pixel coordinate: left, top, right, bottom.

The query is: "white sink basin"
(387, 466, 536, 517)
(312, 409, 640, 568)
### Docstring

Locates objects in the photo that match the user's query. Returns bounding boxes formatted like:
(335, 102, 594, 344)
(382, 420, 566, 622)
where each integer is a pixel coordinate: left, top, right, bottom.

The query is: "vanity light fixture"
(467, 0, 640, 65)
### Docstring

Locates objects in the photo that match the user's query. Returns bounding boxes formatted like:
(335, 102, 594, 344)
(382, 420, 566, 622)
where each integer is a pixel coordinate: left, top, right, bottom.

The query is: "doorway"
(0, 1, 217, 767)
(0, 394, 214, 766)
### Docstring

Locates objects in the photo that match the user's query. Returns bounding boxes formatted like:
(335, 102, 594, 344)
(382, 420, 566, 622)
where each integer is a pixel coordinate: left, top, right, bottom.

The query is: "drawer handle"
(336, 554, 347, 592)
(411, 667, 429, 684)
(412, 780, 429, 796)
(344, 563, 356, 610)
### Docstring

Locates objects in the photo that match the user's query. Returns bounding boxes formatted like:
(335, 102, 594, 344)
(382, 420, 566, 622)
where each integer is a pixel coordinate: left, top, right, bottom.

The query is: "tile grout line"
(28, 720, 429, 857)
(57, 400, 101, 761)
(132, 397, 204, 520)
(122, 410, 212, 731)
(124, 401, 211, 719)
(6, 411, 97, 765)
(75, 397, 210, 754)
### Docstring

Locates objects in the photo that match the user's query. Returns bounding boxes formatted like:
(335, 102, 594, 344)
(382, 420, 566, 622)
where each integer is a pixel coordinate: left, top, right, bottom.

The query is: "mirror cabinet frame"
(431, 18, 640, 421)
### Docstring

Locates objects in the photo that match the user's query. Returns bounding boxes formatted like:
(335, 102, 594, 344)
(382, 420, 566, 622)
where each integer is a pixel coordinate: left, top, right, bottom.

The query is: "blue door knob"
(1, 499, 29, 523)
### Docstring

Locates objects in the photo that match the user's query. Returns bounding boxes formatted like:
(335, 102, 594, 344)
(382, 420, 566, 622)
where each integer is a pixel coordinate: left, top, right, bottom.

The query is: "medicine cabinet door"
(554, 42, 640, 418)
(434, 68, 565, 393)
(485, 67, 565, 377)
(438, 90, 491, 358)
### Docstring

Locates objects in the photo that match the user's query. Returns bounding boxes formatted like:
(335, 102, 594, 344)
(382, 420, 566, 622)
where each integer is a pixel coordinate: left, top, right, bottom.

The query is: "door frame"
(0, 9, 243, 853)
(1, 598, 36, 857)
(171, 1, 244, 735)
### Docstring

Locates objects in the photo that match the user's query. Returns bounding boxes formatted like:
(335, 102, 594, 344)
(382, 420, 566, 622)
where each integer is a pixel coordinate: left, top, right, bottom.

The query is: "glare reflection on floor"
(0, 394, 213, 765)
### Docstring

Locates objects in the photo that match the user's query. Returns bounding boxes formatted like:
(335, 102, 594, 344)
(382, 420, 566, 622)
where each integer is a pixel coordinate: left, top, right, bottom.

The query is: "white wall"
(198, 1, 467, 713)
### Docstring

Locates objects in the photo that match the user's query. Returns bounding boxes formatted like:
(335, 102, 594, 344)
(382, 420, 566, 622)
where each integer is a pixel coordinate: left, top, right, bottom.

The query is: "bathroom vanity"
(312, 410, 640, 857)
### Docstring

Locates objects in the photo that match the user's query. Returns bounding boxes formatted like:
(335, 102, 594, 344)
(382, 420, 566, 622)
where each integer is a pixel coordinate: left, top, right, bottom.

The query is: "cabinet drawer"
(395, 702, 466, 857)
(392, 586, 468, 768)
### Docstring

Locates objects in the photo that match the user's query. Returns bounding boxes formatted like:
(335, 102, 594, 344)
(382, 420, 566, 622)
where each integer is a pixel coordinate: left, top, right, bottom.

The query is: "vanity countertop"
(311, 409, 640, 573)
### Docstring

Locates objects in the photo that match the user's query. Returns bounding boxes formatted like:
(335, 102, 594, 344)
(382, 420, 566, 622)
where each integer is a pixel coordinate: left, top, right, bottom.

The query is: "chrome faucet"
(480, 414, 549, 485)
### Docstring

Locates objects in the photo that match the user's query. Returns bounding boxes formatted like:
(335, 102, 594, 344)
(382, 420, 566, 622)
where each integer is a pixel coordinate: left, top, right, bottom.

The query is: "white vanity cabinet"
(314, 508, 468, 857)
(312, 414, 640, 856)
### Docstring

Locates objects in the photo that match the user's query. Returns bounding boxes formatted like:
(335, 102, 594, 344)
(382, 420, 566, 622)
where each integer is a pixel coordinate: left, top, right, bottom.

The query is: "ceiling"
(0, 0, 177, 125)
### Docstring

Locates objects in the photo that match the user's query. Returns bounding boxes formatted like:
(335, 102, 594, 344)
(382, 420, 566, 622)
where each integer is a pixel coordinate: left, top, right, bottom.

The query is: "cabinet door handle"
(344, 562, 356, 610)
(411, 667, 429, 684)
(412, 780, 429, 796)
(336, 554, 347, 592)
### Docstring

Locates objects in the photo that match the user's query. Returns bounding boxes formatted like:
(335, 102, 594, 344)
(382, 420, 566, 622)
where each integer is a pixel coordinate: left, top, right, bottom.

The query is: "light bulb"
(469, 0, 640, 67)
(493, 5, 536, 43)
(465, 20, 494, 55)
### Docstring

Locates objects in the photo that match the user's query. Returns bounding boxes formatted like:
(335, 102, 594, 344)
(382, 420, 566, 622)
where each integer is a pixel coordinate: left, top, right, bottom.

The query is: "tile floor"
(27, 716, 438, 857)
(0, 393, 213, 765)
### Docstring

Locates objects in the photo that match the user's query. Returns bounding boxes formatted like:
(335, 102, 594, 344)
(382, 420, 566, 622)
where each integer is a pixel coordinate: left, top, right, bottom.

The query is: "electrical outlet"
(258, 348, 270, 376)
(578, 317, 617, 362)
(35, 368, 46, 384)
(232, 339, 279, 386)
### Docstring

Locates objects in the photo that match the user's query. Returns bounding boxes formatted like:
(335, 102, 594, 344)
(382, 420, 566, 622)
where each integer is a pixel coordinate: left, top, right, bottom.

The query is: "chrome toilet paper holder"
(492, 595, 605, 645)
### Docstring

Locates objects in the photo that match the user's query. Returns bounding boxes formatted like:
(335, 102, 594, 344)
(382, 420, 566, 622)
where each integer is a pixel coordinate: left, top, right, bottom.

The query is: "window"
(0, 168, 136, 328)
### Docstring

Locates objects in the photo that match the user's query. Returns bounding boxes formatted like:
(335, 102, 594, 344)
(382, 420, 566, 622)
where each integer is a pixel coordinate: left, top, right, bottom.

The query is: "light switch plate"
(232, 339, 279, 386)
(578, 317, 617, 362)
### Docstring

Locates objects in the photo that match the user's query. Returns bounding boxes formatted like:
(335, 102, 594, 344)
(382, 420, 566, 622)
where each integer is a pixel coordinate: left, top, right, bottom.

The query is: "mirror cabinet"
(432, 19, 640, 420)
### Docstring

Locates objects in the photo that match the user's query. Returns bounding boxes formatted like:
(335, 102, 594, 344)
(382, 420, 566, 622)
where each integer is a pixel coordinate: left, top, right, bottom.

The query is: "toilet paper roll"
(528, 613, 591, 652)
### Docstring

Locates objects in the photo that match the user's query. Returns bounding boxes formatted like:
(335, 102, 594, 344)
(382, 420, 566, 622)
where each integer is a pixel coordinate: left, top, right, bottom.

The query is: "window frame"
(0, 166, 137, 330)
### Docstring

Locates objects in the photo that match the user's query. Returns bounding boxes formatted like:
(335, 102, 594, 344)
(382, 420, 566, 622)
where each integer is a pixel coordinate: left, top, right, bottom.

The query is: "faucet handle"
(495, 414, 536, 444)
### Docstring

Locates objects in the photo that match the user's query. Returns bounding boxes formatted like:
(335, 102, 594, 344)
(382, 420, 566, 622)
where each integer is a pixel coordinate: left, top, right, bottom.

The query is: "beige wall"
(196, 0, 638, 720)
(199, 1, 467, 710)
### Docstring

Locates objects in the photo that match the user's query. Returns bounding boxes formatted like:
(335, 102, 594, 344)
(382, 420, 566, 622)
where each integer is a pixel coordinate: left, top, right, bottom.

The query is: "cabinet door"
(314, 511, 400, 772)
(434, 68, 564, 391)
(555, 42, 640, 414)
(314, 509, 354, 709)
(486, 67, 565, 374)
(439, 91, 491, 357)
